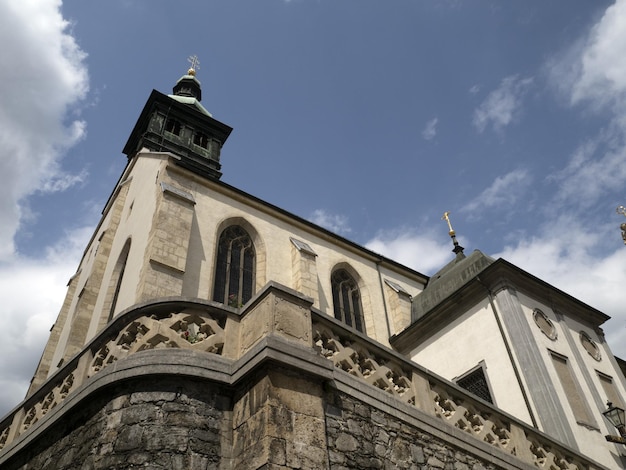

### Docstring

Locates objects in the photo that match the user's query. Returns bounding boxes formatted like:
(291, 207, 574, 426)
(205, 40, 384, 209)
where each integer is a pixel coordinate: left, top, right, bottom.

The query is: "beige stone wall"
(37, 150, 426, 383)
(165, 160, 424, 345)
(290, 240, 319, 303)
(232, 370, 327, 469)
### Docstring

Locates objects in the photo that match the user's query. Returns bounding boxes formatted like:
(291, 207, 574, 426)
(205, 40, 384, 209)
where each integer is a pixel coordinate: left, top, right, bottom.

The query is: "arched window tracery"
(331, 268, 365, 333)
(213, 225, 255, 307)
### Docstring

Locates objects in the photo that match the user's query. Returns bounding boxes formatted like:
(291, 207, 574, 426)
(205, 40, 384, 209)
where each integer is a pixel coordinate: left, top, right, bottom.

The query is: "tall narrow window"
(331, 269, 365, 333)
(107, 240, 131, 322)
(213, 226, 255, 307)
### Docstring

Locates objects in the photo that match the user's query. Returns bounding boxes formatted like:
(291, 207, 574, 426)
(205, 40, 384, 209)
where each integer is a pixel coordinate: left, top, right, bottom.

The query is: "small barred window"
(457, 367, 493, 404)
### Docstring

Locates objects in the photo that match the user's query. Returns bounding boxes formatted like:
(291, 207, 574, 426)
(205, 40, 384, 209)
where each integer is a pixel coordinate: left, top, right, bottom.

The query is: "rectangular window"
(550, 351, 595, 427)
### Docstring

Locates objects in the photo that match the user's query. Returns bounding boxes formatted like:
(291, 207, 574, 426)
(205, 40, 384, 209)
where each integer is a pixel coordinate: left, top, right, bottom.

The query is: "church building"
(0, 63, 624, 469)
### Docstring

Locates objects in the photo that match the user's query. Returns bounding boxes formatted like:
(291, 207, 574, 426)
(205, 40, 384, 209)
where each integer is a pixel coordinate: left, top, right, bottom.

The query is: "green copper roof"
(167, 94, 212, 117)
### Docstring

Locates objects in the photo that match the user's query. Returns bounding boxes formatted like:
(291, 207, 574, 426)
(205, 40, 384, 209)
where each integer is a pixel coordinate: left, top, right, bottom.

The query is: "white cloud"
(473, 75, 533, 133)
(469, 84, 480, 95)
(0, 0, 90, 416)
(0, 226, 91, 416)
(548, 135, 626, 211)
(309, 209, 351, 235)
(366, 229, 455, 275)
(0, 0, 89, 261)
(462, 168, 532, 216)
(40, 168, 88, 194)
(545, 0, 626, 210)
(422, 117, 439, 141)
(495, 218, 626, 359)
(570, 0, 626, 108)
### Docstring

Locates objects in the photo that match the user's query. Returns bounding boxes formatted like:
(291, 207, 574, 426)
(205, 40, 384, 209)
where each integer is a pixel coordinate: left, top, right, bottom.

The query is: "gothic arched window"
(331, 269, 365, 333)
(213, 225, 255, 307)
(107, 239, 131, 322)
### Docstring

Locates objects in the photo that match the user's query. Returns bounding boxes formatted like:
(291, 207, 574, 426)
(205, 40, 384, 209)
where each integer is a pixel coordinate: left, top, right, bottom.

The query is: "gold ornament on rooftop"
(187, 54, 200, 76)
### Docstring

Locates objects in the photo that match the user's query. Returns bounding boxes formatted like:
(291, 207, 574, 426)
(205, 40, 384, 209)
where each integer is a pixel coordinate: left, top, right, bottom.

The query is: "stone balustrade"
(311, 312, 601, 470)
(0, 284, 606, 469)
(0, 298, 233, 456)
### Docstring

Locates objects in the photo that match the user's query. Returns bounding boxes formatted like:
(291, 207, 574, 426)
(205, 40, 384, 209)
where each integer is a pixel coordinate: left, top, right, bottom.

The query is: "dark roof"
(412, 250, 494, 322)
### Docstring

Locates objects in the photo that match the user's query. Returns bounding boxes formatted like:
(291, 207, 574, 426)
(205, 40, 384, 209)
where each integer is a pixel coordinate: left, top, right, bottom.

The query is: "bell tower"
(26, 60, 234, 392)
(122, 56, 232, 179)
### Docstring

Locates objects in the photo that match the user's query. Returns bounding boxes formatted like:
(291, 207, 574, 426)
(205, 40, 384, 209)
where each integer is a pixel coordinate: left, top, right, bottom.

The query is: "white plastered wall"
(515, 291, 626, 467)
(408, 299, 534, 424)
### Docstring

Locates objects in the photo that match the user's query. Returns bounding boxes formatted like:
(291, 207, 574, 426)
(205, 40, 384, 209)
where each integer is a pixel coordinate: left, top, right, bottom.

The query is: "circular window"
(580, 331, 601, 361)
(533, 309, 557, 340)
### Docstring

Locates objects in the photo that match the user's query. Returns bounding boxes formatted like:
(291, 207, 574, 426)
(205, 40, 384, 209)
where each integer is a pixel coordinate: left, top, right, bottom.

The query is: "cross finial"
(442, 211, 465, 256)
(442, 211, 455, 235)
(187, 55, 200, 76)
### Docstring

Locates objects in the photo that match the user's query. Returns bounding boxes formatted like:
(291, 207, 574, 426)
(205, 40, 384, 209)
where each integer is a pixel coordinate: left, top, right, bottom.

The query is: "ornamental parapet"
(311, 312, 604, 470)
(0, 283, 606, 470)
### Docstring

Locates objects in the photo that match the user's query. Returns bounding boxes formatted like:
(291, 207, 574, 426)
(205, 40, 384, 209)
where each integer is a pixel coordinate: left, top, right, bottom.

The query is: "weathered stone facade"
(0, 372, 514, 470)
(325, 392, 497, 470)
(0, 286, 603, 469)
(3, 378, 229, 470)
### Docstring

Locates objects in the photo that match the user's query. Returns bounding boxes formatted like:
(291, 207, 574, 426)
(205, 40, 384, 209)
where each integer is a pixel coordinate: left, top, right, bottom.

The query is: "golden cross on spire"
(442, 211, 455, 236)
(442, 211, 464, 255)
(187, 55, 200, 75)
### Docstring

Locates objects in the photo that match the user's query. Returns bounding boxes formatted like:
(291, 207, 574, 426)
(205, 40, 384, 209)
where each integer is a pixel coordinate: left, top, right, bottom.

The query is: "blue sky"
(1, 0, 626, 415)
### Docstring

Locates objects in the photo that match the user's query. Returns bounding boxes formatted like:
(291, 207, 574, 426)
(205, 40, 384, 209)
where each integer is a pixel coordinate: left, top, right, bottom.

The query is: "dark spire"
(122, 55, 232, 180)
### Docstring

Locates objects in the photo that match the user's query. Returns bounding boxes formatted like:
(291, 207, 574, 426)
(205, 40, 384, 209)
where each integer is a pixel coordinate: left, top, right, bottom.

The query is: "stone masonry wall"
(2, 377, 231, 470)
(325, 391, 499, 470)
(4, 367, 542, 470)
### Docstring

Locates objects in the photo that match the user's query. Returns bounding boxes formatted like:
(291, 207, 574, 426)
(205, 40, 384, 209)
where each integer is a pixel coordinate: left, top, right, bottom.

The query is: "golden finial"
(187, 55, 200, 76)
(442, 211, 455, 236)
(442, 211, 464, 256)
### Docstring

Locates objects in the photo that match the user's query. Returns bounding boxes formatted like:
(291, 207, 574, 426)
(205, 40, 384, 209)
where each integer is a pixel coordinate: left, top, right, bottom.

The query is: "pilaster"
(136, 182, 195, 301)
(384, 280, 412, 334)
(290, 238, 319, 306)
(232, 369, 328, 469)
(493, 285, 577, 449)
